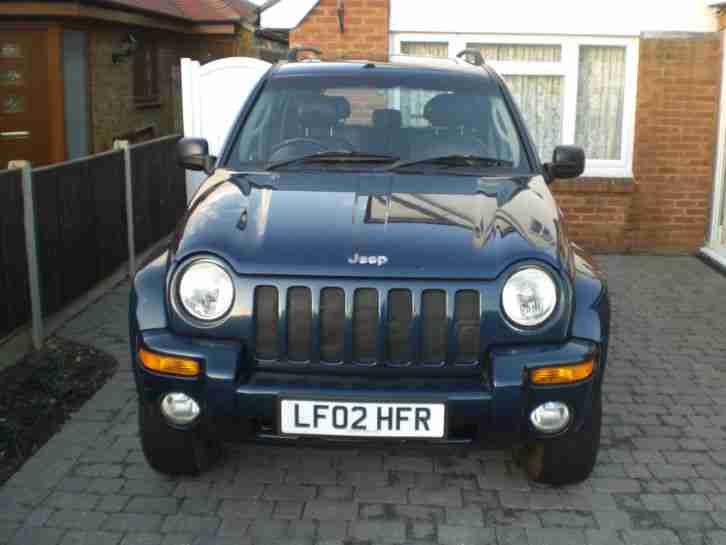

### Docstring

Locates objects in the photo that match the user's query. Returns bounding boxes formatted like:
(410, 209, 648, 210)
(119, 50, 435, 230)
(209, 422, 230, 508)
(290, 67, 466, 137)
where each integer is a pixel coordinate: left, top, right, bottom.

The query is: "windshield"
(226, 70, 531, 174)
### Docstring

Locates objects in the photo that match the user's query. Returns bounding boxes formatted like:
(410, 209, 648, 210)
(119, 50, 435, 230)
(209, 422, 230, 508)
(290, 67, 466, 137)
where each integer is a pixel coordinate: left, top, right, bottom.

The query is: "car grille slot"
(353, 288, 379, 364)
(454, 290, 480, 363)
(287, 287, 312, 361)
(320, 288, 345, 363)
(387, 289, 413, 364)
(253, 282, 482, 370)
(254, 286, 278, 360)
(421, 289, 447, 364)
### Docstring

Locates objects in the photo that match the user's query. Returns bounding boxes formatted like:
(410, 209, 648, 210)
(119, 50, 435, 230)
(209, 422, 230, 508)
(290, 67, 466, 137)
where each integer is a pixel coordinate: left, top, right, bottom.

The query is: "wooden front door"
(0, 30, 51, 168)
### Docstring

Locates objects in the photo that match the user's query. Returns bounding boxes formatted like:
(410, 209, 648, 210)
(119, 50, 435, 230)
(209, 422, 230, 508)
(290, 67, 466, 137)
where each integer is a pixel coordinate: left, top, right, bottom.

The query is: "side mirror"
(545, 145, 585, 182)
(177, 137, 215, 175)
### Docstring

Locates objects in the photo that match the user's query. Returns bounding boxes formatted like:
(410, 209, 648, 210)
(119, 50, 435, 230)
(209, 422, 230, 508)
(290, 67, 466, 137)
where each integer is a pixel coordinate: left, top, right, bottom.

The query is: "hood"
(171, 169, 567, 280)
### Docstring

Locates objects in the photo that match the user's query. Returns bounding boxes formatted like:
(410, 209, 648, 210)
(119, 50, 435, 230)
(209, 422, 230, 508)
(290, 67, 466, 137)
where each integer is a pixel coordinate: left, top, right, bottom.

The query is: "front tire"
(139, 401, 219, 476)
(524, 389, 601, 486)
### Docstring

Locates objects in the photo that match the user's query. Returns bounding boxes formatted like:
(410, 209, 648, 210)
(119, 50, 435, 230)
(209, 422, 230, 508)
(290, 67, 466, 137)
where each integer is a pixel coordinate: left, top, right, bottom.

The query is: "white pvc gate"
(181, 57, 271, 199)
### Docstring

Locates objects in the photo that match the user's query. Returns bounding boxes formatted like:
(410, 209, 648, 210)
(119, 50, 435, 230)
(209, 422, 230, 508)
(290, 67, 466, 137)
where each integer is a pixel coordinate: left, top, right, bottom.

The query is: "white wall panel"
(390, 0, 718, 36)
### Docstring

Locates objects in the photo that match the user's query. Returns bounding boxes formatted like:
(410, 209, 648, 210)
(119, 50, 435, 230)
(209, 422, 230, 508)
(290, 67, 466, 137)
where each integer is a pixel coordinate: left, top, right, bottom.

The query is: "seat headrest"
(372, 109, 402, 129)
(298, 96, 349, 128)
(330, 96, 351, 122)
(424, 93, 483, 128)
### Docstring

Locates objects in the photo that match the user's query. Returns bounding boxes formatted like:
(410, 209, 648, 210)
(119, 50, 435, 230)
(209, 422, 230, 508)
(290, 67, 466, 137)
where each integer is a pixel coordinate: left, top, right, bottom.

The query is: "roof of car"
(270, 58, 497, 81)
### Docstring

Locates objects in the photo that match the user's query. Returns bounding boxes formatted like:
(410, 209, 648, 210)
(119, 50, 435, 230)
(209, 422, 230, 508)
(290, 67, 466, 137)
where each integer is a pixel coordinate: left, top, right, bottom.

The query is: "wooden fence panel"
(0, 168, 31, 339)
(131, 136, 187, 255)
(33, 150, 127, 317)
(1, 135, 184, 336)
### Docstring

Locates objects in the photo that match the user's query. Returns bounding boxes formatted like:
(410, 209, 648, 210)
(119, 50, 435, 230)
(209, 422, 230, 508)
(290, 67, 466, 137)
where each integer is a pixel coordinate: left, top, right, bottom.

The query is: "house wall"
(89, 26, 185, 152)
(630, 34, 720, 251)
(289, 0, 389, 61)
(552, 34, 721, 253)
(89, 25, 255, 153)
(389, 0, 718, 36)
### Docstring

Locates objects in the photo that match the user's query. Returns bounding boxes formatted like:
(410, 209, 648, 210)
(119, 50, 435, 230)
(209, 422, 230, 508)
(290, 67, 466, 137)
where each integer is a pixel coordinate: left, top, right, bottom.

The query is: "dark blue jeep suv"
(129, 51, 610, 485)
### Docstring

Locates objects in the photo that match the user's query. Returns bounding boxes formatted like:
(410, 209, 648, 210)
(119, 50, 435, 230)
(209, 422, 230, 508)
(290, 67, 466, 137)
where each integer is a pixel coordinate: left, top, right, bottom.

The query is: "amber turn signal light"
(139, 348, 200, 377)
(530, 360, 594, 385)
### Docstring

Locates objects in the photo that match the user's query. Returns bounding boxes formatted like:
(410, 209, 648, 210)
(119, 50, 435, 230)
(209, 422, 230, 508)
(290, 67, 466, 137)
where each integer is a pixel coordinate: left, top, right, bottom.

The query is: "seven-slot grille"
(253, 285, 481, 369)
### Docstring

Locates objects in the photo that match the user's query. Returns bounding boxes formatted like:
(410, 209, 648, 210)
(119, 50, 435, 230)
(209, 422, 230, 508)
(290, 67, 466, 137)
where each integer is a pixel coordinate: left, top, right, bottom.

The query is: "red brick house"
(0, 0, 286, 167)
(261, 0, 726, 261)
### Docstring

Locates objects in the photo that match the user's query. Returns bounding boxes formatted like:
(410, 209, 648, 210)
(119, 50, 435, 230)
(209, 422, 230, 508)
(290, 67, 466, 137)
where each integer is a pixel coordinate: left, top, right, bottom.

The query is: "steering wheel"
(269, 137, 355, 160)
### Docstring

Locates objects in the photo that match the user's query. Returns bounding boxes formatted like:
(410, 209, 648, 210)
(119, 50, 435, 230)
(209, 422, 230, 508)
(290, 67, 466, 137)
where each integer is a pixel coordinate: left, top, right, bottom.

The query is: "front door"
(0, 30, 51, 167)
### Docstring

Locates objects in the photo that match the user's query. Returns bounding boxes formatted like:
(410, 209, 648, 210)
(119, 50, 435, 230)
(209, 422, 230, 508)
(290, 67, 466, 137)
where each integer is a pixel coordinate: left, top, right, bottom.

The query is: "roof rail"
(389, 53, 460, 65)
(287, 47, 322, 62)
(456, 49, 486, 67)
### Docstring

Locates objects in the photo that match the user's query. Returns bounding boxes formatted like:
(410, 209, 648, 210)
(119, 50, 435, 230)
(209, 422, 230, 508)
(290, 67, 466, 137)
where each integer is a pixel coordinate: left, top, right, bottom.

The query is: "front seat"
(416, 93, 489, 158)
(268, 96, 353, 162)
(298, 96, 353, 148)
(371, 108, 404, 157)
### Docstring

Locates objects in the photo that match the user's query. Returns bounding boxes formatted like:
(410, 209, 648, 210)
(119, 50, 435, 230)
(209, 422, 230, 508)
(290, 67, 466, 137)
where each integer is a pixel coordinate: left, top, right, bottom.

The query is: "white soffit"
(389, 0, 719, 36)
(260, 0, 319, 30)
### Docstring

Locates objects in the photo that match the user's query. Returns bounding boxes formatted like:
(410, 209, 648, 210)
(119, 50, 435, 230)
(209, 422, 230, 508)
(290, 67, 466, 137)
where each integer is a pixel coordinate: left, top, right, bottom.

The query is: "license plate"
(279, 400, 445, 438)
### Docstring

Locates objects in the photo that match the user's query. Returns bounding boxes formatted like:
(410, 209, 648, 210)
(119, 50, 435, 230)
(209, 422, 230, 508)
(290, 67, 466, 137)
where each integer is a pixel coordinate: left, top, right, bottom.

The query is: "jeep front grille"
(252, 282, 482, 371)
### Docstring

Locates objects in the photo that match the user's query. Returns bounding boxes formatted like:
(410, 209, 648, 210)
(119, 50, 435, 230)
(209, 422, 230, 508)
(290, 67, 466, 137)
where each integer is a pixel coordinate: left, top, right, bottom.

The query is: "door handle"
(0, 130, 30, 140)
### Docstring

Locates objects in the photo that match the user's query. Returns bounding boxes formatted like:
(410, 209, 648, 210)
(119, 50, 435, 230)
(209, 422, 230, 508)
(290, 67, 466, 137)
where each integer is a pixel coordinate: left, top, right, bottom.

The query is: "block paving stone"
(0, 256, 725, 544)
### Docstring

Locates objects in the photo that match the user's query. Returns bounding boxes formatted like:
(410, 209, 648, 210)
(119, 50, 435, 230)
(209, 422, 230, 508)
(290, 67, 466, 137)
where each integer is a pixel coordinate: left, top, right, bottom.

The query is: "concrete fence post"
(113, 140, 136, 278)
(8, 160, 43, 350)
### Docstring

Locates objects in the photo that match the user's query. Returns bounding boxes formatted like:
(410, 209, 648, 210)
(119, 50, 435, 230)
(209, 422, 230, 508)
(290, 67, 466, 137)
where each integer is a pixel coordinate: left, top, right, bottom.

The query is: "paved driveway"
(1, 256, 726, 545)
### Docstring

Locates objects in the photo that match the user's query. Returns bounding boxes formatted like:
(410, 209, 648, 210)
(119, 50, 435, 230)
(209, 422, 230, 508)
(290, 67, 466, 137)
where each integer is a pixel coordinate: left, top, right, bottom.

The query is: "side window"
(236, 92, 275, 163)
(488, 96, 522, 166)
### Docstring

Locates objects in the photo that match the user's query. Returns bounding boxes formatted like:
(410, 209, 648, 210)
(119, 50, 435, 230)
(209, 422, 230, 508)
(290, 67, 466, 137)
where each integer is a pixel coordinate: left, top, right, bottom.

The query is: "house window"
(398, 42, 449, 127)
(500, 74, 563, 163)
(394, 35, 638, 177)
(575, 46, 626, 161)
(400, 41, 449, 58)
(134, 40, 159, 106)
(470, 43, 561, 63)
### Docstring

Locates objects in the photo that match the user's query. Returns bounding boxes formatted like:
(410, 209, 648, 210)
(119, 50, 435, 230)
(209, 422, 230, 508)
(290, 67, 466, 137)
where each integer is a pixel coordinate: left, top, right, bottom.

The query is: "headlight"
(502, 267, 557, 327)
(177, 259, 235, 322)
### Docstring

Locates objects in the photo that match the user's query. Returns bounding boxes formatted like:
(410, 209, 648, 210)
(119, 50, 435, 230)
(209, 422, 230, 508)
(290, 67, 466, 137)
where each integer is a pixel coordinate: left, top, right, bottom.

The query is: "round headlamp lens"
(502, 267, 557, 327)
(178, 260, 234, 322)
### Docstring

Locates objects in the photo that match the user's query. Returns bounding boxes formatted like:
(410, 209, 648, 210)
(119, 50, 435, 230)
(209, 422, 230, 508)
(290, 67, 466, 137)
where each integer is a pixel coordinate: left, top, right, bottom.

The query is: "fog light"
(160, 393, 200, 425)
(530, 402, 571, 433)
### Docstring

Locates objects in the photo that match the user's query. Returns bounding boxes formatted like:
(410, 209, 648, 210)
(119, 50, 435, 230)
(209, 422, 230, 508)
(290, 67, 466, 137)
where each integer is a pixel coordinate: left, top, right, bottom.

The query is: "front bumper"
(132, 330, 600, 445)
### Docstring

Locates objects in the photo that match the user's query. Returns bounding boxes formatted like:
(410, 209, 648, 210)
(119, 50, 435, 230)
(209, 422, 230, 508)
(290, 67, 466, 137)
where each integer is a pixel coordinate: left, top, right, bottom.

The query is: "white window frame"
(391, 33, 639, 178)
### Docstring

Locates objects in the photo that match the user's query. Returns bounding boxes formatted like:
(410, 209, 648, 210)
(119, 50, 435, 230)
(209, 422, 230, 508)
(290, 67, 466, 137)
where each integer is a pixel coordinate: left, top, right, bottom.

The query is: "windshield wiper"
(266, 151, 399, 171)
(386, 154, 513, 172)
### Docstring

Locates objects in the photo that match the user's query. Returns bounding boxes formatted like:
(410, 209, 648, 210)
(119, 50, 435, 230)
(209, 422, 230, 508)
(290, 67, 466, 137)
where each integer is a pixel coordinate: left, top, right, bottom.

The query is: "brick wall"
(551, 179, 635, 252)
(89, 26, 251, 153)
(290, 0, 390, 61)
(553, 33, 721, 253)
(88, 27, 191, 152)
(630, 35, 720, 252)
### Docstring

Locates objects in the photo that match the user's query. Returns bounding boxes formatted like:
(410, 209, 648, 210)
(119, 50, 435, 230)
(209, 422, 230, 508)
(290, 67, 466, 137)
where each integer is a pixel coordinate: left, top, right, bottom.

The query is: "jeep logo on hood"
(348, 253, 388, 267)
